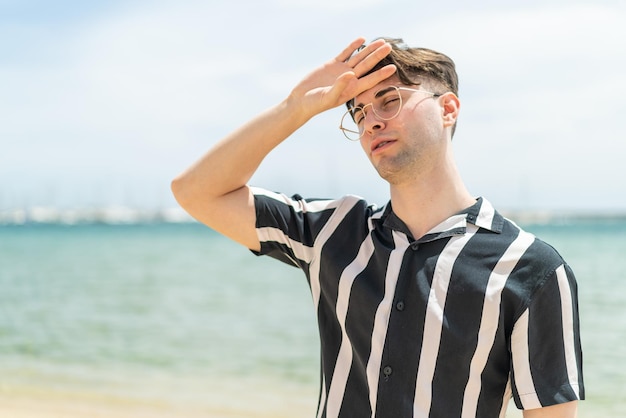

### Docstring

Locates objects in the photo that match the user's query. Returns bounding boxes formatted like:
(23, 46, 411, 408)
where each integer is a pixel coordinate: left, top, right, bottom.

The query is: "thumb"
(327, 71, 359, 105)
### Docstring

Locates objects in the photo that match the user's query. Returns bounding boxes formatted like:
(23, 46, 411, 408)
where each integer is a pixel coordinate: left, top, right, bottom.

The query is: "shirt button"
(396, 301, 405, 311)
(383, 366, 393, 377)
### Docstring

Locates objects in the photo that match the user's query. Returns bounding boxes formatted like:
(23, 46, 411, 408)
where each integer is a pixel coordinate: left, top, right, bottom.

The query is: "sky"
(1, 0, 624, 214)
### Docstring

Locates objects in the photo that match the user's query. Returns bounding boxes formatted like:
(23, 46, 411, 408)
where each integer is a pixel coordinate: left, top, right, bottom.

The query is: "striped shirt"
(251, 187, 584, 418)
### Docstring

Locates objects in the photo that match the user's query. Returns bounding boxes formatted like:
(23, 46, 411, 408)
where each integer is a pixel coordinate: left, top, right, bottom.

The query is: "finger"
(352, 42, 392, 77)
(353, 64, 397, 94)
(346, 38, 387, 68)
(330, 64, 396, 106)
(335, 37, 367, 63)
(327, 71, 359, 102)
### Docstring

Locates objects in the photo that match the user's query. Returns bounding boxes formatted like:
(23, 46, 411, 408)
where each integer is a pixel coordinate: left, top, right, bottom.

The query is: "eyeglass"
(339, 86, 441, 141)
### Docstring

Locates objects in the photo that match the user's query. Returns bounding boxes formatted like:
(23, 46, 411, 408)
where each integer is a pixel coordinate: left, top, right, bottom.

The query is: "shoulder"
(497, 217, 578, 312)
(466, 200, 564, 273)
(500, 217, 567, 273)
(475, 200, 573, 296)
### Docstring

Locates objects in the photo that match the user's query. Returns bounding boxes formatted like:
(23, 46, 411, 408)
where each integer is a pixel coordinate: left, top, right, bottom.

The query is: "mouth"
(371, 138, 395, 153)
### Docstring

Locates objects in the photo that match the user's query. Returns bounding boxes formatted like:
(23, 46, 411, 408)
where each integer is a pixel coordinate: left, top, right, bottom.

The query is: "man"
(171, 37, 584, 417)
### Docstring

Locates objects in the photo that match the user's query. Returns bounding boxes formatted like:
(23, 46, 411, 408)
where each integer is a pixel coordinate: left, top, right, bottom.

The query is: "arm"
(171, 37, 396, 250)
(523, 400, 578, 418)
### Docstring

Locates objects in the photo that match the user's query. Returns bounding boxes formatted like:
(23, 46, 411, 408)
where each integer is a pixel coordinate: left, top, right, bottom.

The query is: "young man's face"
(354, 77, 449, 184)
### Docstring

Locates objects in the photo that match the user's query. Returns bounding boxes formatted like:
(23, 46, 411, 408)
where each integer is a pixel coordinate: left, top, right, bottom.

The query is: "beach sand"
(0, 382, 318, 418)
(0, 391, 210, 418)
(0, 391, 526, 418)
(0, 395, 310, 418)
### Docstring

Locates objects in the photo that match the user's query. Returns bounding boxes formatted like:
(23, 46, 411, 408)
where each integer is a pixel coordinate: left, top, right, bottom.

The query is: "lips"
(370, 137, 395, 153)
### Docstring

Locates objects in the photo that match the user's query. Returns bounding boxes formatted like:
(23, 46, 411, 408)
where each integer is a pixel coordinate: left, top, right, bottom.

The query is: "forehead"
(353, 76, 402, 107)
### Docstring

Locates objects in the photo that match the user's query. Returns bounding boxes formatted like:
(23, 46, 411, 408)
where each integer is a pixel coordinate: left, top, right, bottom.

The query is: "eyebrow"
(354, 86, 398, 109)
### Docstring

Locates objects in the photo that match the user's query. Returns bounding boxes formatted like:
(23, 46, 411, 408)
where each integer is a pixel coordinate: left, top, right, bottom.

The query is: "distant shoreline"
(0, 207, 193, 226)
(2, 206, 626, 226)
(501, 210, 626, 225)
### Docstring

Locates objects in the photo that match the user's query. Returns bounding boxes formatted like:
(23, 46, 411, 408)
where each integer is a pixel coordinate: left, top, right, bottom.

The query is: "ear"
(440, 92, 460, 129)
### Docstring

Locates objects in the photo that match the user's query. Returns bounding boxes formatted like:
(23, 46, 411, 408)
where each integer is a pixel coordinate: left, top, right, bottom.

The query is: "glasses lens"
(339, 86, 404, 141)
(340, 111, 361, 141)
(373, 86, 402, 120)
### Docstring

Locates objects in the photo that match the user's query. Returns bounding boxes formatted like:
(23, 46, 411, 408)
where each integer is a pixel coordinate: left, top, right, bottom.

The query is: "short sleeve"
(251, 187, 354, 269)
(510, 263, 585, 409)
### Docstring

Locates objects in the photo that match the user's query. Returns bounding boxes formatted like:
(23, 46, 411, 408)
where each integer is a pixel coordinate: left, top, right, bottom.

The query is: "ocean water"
(0, 219, 625, 416)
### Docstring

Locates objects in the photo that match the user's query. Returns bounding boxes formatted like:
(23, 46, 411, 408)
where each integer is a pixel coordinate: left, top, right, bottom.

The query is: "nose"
(362, 110, 385, 136)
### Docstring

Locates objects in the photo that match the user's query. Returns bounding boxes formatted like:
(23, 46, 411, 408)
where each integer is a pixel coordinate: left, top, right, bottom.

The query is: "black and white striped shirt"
(252, 187, 584, 418)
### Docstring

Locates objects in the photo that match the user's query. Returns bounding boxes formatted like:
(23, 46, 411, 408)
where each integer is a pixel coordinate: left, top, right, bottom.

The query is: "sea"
(1, 214, 625, 417)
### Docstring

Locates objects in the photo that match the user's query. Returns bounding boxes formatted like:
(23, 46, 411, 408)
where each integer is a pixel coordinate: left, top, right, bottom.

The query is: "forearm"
(523, 401, 578, 418)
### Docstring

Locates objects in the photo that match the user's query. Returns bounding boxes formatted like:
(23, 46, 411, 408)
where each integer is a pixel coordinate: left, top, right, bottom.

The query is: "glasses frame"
(339, 86, 441, 141)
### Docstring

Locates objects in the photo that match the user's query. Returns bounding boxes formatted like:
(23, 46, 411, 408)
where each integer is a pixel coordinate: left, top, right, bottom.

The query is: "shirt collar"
(377, 197, 504, 243)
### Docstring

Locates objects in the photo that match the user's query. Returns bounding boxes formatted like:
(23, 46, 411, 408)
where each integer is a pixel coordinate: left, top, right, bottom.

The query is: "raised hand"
(289, 37, 397, 120)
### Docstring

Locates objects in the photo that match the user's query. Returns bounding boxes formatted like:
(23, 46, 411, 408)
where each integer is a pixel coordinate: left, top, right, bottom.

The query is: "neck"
(388, 155, 474, 240)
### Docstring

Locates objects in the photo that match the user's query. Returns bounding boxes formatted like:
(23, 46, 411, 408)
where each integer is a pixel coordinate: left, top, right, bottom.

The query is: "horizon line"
(2, 206, 626, 227)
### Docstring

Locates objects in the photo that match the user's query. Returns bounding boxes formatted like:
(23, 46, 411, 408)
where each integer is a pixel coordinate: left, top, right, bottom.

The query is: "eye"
(380, 94, 400, 111)
(352, 107, 365, 125)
